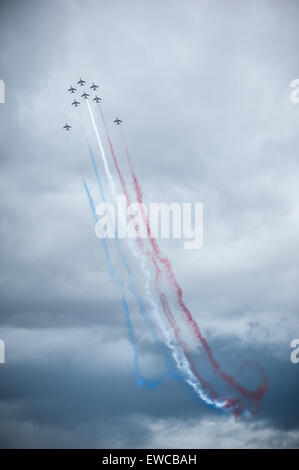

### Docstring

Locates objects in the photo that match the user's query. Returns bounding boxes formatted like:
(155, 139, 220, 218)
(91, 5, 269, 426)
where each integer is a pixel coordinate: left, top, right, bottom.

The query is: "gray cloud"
(0, 0, 298, 448)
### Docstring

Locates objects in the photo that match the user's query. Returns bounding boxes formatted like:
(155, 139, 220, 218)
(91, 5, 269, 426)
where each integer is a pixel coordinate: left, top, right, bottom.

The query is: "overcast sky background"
(0, 0, 298, 448)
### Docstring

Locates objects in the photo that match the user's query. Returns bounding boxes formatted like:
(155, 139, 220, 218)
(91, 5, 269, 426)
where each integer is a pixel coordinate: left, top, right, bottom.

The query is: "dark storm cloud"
(0, 337, 298, 448)
(0, 0, 298, 448)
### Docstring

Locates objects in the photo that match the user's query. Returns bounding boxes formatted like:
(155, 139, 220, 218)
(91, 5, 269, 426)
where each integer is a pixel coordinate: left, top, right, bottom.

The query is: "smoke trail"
(70, 86, 224, 405)
(86, 100, 118, 198)
(87, 145, 159, 341)
(86, 102, 222, 408)
(82, 179, 155, 388)
(86, 102, 166, 340)
(87, 137, 200, 389)
(119, 125, 143, 203)
(78, 108, 169, 386)
(104, 116, 266, 407)
(87, 144, 207, 395)
(93, 102, 241, 413)
(117, 124, 268, 403)
(79, 110, 176, 384)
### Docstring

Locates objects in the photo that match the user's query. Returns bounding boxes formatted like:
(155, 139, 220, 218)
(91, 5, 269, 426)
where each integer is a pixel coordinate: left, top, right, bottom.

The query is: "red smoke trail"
(152, 249, 243, 416)
(118, 125, 268, 403)
(96, 103, 236, 409)
(97, 103, 264, 411)
(153, 256, 216, 398)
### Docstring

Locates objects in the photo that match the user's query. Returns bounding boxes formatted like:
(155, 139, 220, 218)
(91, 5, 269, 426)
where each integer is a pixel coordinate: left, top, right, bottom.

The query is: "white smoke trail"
(87, 100, 117, 197)
(86, 101, 226, 410)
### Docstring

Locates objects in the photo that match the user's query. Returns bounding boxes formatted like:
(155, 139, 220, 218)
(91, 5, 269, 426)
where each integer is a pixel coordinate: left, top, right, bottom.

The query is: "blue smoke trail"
(88, 146, 157, 338)
(87, 146, 182, 385)
(83, 179, 161, 389)
(80, 111, 156, 336)
(79, 109, 178, 387)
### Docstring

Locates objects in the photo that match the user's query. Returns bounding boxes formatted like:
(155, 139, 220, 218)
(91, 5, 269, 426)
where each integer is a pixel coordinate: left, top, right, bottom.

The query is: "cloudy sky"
(0, 0, 298, 448)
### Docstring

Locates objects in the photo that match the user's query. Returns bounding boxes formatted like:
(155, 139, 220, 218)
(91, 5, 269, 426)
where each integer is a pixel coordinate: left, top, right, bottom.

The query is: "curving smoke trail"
(84, 101, 231, 410)
(116, 123, 268, 404)
(80, 106, 185, 389)
(88, 144, 164, 346)
(78, 107, 171, 387)
(83, 180, 147, 387)
(118, 125, 268, 400)
(85, 104, 164, 344)
(66, 85, 235, 411)
(87, 144, 228, 398)
(91, 102, 247, 414)
(86, 102, 168, 344)
(93, 101, 268, 412)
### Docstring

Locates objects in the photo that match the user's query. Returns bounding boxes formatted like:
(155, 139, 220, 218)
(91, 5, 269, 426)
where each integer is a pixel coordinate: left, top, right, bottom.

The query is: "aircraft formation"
(60, 77, 268, 419)
(62, 79, 122, 131)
